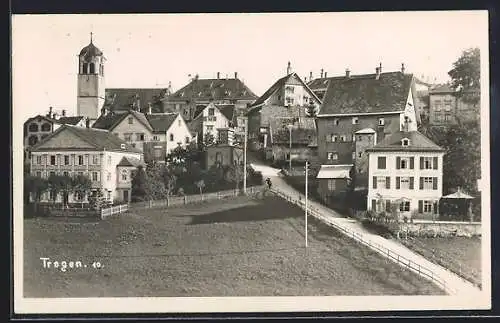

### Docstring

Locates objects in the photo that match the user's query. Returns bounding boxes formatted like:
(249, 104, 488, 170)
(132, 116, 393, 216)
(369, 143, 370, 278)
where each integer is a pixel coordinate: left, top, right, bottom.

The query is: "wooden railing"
(100, 204, 129, 220)
(271, 188, 458, 295)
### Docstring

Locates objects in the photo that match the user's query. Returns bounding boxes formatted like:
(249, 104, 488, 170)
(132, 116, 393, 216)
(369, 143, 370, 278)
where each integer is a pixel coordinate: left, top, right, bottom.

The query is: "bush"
(361, 218, 395, 239)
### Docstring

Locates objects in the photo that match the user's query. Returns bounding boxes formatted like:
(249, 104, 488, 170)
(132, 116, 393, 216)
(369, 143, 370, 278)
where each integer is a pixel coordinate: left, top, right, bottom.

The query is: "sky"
(12, 11, 488, 123)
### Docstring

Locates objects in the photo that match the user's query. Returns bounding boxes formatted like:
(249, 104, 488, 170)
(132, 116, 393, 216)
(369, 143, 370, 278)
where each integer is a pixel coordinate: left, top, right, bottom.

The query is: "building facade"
(28, 125, 143, 205)
(366, 130, 445, 220)
(428, 84, 479, 126)
(188, 102, 233, 146)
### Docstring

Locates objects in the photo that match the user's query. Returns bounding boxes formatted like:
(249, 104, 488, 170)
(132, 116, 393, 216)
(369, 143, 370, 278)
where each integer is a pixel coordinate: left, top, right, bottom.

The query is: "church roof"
(79, 42, 103, 58)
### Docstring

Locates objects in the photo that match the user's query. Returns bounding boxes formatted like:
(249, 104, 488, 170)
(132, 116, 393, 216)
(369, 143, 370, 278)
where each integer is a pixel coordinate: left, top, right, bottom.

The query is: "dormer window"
(120, 143, 126, 149)
(378, 118, 385, 126)
(352, 117, 359, 125)
(334, 119, 339, 126)
(401, 138, 410, 146)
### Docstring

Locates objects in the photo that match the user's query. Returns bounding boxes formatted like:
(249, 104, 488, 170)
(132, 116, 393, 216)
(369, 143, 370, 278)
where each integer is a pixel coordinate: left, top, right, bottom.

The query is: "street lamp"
(287, 124, 294, 173)
(304, 159, 309, 248)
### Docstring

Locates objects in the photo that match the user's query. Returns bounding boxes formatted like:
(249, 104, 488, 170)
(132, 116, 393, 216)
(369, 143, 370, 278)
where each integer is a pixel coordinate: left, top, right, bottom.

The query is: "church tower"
(77, 33, 106, 121)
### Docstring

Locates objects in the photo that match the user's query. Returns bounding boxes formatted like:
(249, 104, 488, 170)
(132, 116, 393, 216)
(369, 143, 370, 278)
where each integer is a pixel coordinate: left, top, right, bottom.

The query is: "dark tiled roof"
(429, 83, 454, 94)
(104, 88, 168, 112)
(92, 110, 153, 132)
(79, 42, 103, 57)
(249, 74, 290, 108)
(55, 116, 85, 125)
(318, 71, 414, 115)
(366, 130, 444, 152)
(217, 104, 236, 123)
(307, 78, 331, 90)
(146, 113, 178, 133)
(193, 105, 206, 119)
(32, 125, 142, 153)
(168, 78, 258, 102)
(117, 156, 146, 167)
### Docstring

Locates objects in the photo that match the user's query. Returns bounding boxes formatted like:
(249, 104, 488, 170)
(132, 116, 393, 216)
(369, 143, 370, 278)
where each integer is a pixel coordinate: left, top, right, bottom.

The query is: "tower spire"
(90, 32, 93, 44)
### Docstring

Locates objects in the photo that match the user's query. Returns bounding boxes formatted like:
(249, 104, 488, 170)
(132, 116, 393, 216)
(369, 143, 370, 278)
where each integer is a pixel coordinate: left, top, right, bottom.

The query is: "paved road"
(250, 162, 483, 297)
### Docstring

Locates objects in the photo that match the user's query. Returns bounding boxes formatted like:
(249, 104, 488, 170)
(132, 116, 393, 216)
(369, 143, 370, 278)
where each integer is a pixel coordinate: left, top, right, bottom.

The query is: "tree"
(88, 189, 105, 210)
(24, 175, 49, 213)
(448, 47, 480, 105)
(72, 174, 92, 208)
(227, 164, 244, 191)
(195, 179, 205, 196)
(305, 103, 318, 118)
(47, 174, 72, 206)
(131, 166, 149, 201)
(145, 163, 168, 200)
(203, 132, 216, 147)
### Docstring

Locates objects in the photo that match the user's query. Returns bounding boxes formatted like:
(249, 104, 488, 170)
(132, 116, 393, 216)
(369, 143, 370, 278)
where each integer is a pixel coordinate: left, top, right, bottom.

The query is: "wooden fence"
(271, 188, 459, 295)
(100, 204, 129, 219)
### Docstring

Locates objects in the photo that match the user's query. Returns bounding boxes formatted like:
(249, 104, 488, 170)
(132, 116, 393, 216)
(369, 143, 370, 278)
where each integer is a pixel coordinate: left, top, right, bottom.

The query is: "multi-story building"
(29, 125, 143, 204)
(315, 64, 419, 196)
(187, 102, 234, 146)
(365, 129, 445, 220)
(428, 84, 479, 126)
(246, 62, 321, 155)
(162, 73, 258, 122)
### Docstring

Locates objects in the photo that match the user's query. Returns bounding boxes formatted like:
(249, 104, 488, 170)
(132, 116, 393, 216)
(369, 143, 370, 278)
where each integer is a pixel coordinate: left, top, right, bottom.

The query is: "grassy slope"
(24, 196, 445, 297)
(401, 237, 482, 288)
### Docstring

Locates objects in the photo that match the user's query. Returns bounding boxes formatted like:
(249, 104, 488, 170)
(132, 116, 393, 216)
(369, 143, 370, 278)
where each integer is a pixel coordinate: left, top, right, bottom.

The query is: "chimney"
(286, 61, 292, 75)
(375, 66, 381, 80)
(345, 68, 351, 78)
(148, 102, 153, 115)
(234, 72, 238, 79)
(379, 62, 382, 73)
(85, 118, 90, 128)
(62, 109, 66, 117)
(324, 72, 328, 78)
(320, 69, 324, 78)
(401, 63, 406, 74)
(48, 106, 53, 117)
(217, 72, 220, 79)
(309, 71, 313, 81)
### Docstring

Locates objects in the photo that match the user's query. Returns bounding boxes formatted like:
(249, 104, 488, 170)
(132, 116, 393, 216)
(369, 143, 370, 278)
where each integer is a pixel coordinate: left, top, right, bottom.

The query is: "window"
(208, 108, 215, 116)
(50, 155, 56, 165)
(399, 201, 410, 212)
(93, 155, 100, 165)
(340, 135, 347, 142)
(352, 152, 356, 160)
(36, 171, 42, 177)
(444, 99, 453, 106)
(377, 157, 386, 169)
(89, 62, 95, 74)
(136, 133, 145, 141)
(401, 138, 410, 146)
(154, 148, 162, 158)
(330, 134, 337, 142)
(169, 134, 174, 141)
(28, 123, 38, 132)
(334, 119, 339, 126)
(124, 133, 132, 141)
(327, 152, 338, 160)
(82, 64, 88, 74)
(375, 176, 389, 189)
(378, 118, 385, 126)
(28, 135, 38, 146)
(422, 157, 433, 169)
(423, 200, 433, 213)
(444, 113, 452, 122)
(358, 152, 363, 158)
(122, 172, 128, 181)
(49, 171, 56, 177)
(77, 155, 84, 165)
(185, 136, 190, 144)
(64, 155, 70, 165)
(92, 172, 98, 181)
(131, 143, 136, 148)
(63, 171, 69, 177)
(41, 123, 51, 131)
(36, 155, 42, 164)
(399, 177, 410, 190)
(357, 135, 362, 141)
(327, 179, 336, 191)
(352, 117, 359, 124)
(107, 172, 111, 181)
(286, 97, 294, 105)
(206, 125, 214, 132)
(397, 157, 414, 169)
(128, 117, 133, 124)
(420, 177, 437, 190)
(153, 135, 159, 141)
(107, 156, 111, 165)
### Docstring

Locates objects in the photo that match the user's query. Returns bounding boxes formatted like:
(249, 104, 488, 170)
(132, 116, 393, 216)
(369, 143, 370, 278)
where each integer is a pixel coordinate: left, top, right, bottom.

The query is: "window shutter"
(433, 157, 438, 170)
(386, 176, 390, 189)
(371, 199, 376, 211)
(396, 157, 401, 169)
(373, 176, 377, 189)
(433, 177, 438, 190)
(325, 135, 330, 142)
(385, 200, 391, 212)
(410, 157, 414, 169)
(418, 200, 423, 213)
(433, 201, 439, 214)
(396, 177, 400, 189)
(420, 157, 424, 169)
(409, 177, 414, 190)
(419, 177, 424, 190)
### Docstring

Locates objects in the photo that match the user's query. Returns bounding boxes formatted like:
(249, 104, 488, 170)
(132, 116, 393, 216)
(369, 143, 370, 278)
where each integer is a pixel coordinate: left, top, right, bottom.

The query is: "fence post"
(149, 200, 152, 208)
(166, 197, 169, 207)
(184, 195, 187, 205)
(217, 191, 221, 199)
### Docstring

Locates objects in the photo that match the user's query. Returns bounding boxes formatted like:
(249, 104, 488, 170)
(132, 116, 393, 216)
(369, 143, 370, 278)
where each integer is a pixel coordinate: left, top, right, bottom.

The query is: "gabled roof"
(166, 77, 258, 102)
(31, 124, 142, 153)
(217, 104, 236, 123)
(92, 110, 153, 132)
(248, 73, 321, 110)
(117, 156, 146, 167)
(103, 88, 168, 112)
(55, 116, 86, 126)
(24, 114, 56, 126)
(146, 113, 179, 133)
(318, 71, 414, 115)
(429, 83, 454, 94)
(307, 78, 331, 91)
(366, 130, 445, 152)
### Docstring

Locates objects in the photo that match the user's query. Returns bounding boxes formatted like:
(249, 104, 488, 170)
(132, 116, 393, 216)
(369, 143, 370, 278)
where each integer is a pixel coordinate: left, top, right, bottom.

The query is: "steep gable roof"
(366, 130, 445, 152)
(146, 113, 179, 133)
(55, 116, 86, 126)
(248, 73, 321, 111)
(217, 104, 236, 123)
(92, 110, 153, 132)
(167, 77, 258, 102)
(117, 156, 146, 167)
(318, 71, 414, 115)
(31, 125, 142, 153)
(103, 88, 167, 113)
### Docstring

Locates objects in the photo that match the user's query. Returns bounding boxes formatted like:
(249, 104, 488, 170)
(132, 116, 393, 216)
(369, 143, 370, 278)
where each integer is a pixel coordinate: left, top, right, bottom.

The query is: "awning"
(316, 164, 352, 179)
(442, 187, 474, 199)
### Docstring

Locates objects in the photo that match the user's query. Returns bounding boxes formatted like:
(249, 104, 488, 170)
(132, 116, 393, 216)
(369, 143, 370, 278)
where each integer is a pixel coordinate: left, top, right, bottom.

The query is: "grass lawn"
(401, 236, 482, 288)
(24, 195, 445, 297)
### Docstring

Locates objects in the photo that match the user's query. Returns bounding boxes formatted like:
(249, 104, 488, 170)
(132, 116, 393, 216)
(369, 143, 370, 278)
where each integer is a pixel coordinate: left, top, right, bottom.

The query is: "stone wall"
(400, 220, 481, 238)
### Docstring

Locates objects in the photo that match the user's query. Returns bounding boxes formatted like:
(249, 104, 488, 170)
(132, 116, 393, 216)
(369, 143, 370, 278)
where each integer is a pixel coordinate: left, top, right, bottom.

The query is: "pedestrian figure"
(266, 178, 272, 189)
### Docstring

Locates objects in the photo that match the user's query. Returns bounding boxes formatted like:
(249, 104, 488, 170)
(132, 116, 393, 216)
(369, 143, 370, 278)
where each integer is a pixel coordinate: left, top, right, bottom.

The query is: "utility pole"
(305, 159, 309, 248)
(287, 124, 293, 173)
(243, 117, 248, 194)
